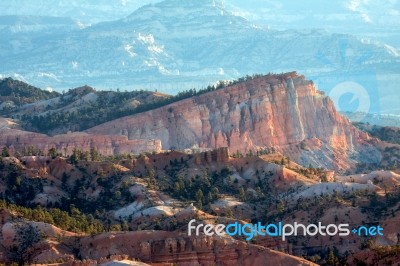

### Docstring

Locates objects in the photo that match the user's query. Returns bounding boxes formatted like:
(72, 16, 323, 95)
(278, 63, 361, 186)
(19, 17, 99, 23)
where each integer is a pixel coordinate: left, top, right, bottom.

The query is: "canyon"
(1, 1, 399, 264)
(0, 73, 399, 265)
(0, 146, 398, 265)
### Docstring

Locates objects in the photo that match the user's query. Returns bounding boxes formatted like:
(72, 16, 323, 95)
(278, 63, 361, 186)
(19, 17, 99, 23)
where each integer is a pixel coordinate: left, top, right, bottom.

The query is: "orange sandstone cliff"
(87, 73, 380, 171)
(0, 124, 161, 156)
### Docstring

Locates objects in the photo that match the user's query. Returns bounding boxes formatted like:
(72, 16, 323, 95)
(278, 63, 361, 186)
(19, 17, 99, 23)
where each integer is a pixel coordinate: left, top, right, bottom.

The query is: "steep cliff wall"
(87, 73, 379, 170)
(78, 231, 316, 266)
(0, 128, 161, 156)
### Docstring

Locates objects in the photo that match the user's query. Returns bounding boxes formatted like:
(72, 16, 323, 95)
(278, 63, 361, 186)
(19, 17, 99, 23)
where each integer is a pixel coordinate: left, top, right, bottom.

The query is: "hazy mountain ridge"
(0, 0, 399, 115)
(344, 111, 400, 127)
(354, 122, 400, 145)
(0, 77, 60, 108)
(0, 79, 172, 135)
(1, 0, 399, 47)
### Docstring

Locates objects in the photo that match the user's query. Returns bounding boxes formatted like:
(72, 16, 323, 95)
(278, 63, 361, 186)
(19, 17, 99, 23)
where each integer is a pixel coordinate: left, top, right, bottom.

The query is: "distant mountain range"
(0, 0, 399, 116)
(343, 112, 400, 127)
(1, 1, 399, 48)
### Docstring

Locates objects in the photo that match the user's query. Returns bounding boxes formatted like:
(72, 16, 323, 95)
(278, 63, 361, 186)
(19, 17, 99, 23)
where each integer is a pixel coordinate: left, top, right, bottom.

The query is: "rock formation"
(0, 127, 161, 156)
(77, 231, 316, 266)
(87, 72, 380, 171)
(195, 147, 229, 164)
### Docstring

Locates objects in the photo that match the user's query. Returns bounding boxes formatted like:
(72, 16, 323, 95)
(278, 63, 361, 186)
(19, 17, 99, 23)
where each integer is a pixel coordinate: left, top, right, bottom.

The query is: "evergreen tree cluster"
(0, 77, 60, 105)
(0, 200, 104, 234)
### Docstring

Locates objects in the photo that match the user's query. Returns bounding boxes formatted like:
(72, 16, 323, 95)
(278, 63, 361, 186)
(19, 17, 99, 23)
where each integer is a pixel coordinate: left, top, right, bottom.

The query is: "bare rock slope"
(87, 72, 380, 171)
(0, 117, 161, 156)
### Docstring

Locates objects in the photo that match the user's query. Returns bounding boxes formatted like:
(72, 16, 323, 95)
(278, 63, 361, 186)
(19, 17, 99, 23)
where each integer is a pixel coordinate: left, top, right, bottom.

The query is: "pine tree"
(7, 222, 42, 265)
(277, 201, 285, 213)
(327, 250, 339, 266)
(196, 189, 204, 209)
(147, 169, 156, 189)
(1, 146, 10, 157)
(207, 191, 213, 203)
(248, 150, 253, 157)
(239, 188, 246, 201)
(82, 151, 91, 161)
(48, 147, 57, 158)
(69, 148, 80, 164)
(90, 147, 100, 161)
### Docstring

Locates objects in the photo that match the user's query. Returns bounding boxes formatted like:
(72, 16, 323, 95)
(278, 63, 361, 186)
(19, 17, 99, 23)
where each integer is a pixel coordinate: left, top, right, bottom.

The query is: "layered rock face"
(77, 231, 316, 266)
(0, 128, 161, 156)
(87, 72, 378, 170)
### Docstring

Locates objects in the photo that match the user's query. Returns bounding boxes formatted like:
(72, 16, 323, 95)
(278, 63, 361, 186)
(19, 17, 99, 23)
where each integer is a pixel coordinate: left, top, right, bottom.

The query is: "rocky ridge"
(0, 118, 161, 156)
(87, 72, 380, 171)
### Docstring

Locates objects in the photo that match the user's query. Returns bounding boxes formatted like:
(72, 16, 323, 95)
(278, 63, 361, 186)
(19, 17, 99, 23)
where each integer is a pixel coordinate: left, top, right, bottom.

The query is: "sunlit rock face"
(0, 127, 162, 156)
(87, 72, 380, 171)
